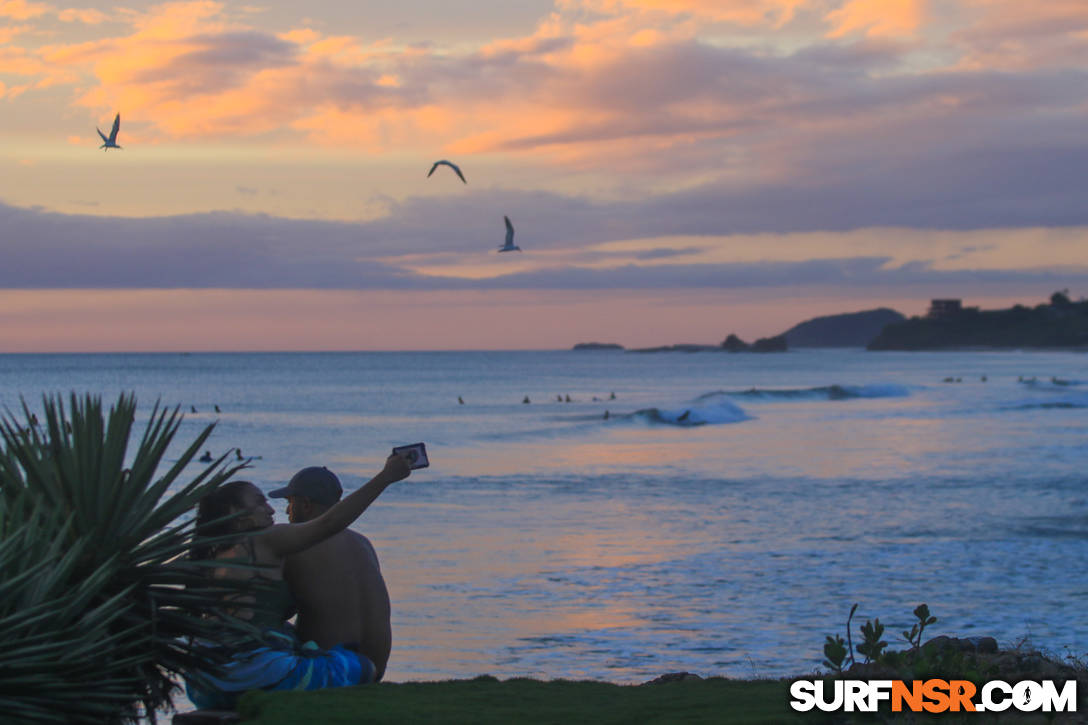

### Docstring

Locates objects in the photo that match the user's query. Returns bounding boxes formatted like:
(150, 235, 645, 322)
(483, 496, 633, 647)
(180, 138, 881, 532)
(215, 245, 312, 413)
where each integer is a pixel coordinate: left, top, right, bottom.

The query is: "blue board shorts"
(186, 630, 377, 710)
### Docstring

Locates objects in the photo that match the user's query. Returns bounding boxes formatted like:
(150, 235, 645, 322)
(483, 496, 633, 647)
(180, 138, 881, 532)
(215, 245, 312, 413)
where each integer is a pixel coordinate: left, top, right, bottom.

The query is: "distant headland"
(779, 308, 905, 347)
(572, 307, 901, 352)
(571, 293, 1088, 353)
(868, 292, 1088, 350)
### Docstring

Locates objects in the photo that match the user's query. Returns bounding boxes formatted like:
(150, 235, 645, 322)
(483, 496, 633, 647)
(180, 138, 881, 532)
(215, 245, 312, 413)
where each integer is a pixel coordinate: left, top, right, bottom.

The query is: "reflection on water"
(367, 462, 1088, 682)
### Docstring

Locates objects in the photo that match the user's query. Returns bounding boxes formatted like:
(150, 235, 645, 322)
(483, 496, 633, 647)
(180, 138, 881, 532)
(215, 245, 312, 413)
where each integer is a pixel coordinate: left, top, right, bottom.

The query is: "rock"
(572, 342, 624, 350)
(922, 635, 991, 655)
(631, 344, 720, 353)
(751, 334, 787, 352)
(642, 672, 703, 685)
(626, 334, 786, 353)
(967, 636, 998, 653)
(720, 334, 787, 353)
(721, 334, 749, 352)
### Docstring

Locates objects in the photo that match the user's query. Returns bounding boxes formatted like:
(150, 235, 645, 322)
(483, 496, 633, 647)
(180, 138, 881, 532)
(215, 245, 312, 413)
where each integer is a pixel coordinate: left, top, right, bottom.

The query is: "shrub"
(0, 393, 259, 723)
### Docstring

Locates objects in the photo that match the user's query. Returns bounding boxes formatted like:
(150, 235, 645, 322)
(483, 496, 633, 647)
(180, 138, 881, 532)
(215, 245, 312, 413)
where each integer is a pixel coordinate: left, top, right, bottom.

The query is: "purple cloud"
(1, 202, 1086, 297)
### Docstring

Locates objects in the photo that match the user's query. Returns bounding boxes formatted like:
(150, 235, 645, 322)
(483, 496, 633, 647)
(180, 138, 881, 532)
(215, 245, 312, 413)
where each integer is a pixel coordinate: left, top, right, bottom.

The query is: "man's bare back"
(284, 528, 392, 680)
(270, 467, 394, 680)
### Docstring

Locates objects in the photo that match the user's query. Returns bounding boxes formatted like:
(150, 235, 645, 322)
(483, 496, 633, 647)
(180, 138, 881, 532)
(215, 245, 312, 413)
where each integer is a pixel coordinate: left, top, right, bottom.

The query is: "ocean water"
(1, 349, 1086, 686)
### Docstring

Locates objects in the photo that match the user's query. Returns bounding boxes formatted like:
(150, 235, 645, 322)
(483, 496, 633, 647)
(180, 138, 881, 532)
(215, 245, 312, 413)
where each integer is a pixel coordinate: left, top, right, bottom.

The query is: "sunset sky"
(2, 0, 1087, 351)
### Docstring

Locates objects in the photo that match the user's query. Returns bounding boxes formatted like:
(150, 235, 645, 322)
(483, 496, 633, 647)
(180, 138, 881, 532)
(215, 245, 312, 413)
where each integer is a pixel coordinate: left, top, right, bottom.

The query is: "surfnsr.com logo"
(790, 679, 1078, 713)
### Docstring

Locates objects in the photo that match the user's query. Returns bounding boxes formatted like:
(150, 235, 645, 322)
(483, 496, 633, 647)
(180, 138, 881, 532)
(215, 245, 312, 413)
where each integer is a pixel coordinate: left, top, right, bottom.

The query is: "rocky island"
(571, 342, 625, 350)
(631, 333, 787, 353)
(868, 292, 1088, 350)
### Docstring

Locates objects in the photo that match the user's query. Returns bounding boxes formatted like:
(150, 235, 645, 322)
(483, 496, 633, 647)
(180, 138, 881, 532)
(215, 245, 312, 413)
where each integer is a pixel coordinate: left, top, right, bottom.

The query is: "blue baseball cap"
(268, 466, 343, 506)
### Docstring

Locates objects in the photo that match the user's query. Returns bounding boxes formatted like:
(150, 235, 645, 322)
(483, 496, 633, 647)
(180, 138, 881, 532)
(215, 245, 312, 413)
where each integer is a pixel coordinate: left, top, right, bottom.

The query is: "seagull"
(498, 215, 521, 252)
(97, 113, 122, 150)
(427, 159, 466, 183)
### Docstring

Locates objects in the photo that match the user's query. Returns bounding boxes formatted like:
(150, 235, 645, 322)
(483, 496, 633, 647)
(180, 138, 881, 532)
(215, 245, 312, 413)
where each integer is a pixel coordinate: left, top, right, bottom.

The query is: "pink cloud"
(568, 0, 807, 28)
(949, 0, 1088, 70)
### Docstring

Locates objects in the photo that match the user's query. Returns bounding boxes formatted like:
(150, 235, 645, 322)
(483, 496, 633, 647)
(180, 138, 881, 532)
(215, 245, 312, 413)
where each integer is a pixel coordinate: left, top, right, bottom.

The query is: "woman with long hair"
(186, 453, 411, 709)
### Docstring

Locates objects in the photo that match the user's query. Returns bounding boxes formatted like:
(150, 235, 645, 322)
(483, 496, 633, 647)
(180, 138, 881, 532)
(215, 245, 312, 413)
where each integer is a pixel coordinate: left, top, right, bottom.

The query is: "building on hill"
(927, 299, 962, 318)
(868, 294, 1088, 350)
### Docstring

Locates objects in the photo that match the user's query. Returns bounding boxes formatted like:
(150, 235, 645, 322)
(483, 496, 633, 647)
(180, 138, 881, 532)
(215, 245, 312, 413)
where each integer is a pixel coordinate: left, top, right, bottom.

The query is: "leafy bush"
(0, 393, 258, 723)
(822, 602, 935, 673)
(902, 603, 936, 648)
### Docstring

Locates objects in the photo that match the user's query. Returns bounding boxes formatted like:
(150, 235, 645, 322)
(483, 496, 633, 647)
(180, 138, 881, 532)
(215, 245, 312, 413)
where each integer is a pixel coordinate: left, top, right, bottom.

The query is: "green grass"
(235, 674, 1086, 724)
(236, 676, 808, 725)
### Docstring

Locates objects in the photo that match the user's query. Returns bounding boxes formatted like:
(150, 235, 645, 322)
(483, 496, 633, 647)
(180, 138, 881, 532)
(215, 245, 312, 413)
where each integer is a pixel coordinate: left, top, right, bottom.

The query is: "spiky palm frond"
(0, 393, 265, 723)
(0, 502, 143, 723)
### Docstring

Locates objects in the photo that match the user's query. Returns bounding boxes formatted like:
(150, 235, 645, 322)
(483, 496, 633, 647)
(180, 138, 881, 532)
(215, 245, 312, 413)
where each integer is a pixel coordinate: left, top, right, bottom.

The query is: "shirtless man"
(270, 466, 393, 680)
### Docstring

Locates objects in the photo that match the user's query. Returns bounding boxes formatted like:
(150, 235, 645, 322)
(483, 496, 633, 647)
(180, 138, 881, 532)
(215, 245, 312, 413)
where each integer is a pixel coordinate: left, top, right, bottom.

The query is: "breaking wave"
(1006, 393, 1088, 411)
(628, 398, 750, 427)
(697, 383, 911, 402)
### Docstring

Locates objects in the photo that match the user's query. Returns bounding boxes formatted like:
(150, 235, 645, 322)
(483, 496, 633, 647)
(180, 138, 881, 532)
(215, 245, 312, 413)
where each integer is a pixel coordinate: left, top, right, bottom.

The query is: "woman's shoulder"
(252, 525, 296, 563)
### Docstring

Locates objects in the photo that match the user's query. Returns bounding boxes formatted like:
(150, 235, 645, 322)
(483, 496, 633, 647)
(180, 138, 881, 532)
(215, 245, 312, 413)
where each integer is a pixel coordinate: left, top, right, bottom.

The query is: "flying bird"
(427, 159, 466, 184)
(498, 215, 521, 252)
(97, 113, 122, 150)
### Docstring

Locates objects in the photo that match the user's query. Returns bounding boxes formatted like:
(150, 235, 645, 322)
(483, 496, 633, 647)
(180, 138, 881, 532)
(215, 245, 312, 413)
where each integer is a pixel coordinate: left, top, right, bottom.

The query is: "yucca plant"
(0, 393, 266, 723)
(0, 500, 142, 722)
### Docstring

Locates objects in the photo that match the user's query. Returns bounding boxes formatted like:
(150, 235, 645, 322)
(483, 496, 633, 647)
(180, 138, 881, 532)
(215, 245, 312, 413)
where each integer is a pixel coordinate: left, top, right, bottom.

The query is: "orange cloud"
(0, 23, 30, 42)
(0, 0, 812, 163)
(604, 0, 807, 27)
(14, 0, 719, 161)
(5, 0, 1080, 182)
(307, 35, 362, 59)
(57, 7, 108, 24)
(0, 44, 44, 75)
(825, 0, 926, 38)
(126, 0, 227, 38)
(0, 0, 48, 20)
(278, 27, 320, 45)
